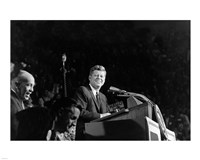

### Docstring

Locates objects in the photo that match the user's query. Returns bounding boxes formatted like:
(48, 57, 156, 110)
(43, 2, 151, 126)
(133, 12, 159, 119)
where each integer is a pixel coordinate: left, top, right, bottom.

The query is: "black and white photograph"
(1, 0, 199, 160)
(10, 20, 190, 141)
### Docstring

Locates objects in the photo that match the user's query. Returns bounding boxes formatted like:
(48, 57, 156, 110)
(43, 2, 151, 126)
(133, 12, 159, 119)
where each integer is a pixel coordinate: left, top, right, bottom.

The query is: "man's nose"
(96, 75, 101, 78)
(29, 86, 34, 92)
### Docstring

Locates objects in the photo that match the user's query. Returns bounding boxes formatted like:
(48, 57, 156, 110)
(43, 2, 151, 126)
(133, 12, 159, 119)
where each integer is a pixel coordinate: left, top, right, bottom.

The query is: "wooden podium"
(84, 96, 153, 140)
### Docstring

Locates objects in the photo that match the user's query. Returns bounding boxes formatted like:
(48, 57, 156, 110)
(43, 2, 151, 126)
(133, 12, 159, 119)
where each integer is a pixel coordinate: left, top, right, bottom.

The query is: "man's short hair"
(89, 65, 106, 76)
(16, 70, 35, 84)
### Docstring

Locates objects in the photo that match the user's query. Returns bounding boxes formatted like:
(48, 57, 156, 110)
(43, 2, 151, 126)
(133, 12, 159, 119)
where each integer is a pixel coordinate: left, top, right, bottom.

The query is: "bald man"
(11, 70, 35, 140)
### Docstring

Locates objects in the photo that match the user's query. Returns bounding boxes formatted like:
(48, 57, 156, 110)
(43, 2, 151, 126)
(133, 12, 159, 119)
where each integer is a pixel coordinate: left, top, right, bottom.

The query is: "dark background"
(11, 20, 190, 139)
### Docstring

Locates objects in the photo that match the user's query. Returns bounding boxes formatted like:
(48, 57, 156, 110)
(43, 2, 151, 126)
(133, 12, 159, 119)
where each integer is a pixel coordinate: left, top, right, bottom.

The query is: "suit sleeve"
(11, 98, 19, 140)
(73, 86, 100, 121)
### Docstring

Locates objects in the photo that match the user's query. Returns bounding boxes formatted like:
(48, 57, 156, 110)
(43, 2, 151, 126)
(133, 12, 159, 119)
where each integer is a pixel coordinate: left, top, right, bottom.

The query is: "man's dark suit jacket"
(11, 90, 24, 140)
(73, 85, 110, 140)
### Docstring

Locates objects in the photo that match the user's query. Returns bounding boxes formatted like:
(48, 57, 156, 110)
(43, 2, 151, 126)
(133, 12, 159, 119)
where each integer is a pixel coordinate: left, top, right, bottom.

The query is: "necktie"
(96, 92, 101, 107)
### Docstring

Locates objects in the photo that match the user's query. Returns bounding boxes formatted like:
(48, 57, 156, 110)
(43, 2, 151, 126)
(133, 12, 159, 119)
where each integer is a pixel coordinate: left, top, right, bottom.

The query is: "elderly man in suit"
(73, 65, 111, 140)
(11, 69, 35, 140)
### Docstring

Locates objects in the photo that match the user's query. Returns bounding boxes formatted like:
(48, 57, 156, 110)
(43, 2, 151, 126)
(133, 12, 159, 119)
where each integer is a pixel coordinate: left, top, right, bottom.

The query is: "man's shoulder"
(78, 85, 91, 92)
(74, 85, 92, 99)
(11, 90, 19, 102)
(11, 92, 23, 114)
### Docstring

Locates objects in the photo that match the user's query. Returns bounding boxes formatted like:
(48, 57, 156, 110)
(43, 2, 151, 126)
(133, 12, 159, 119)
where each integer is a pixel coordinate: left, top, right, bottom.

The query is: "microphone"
(108, 86, 127, 94)
(108, 86, 155, 105)
(62, 53, 67, 65)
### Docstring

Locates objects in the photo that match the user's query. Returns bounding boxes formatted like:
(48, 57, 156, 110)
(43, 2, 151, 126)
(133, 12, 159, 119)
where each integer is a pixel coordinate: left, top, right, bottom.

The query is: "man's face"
(18, 81, 35, 101)
(67, 107, 80, 130)
(60, 106, 80, 131)
(89, 70, 106, 90)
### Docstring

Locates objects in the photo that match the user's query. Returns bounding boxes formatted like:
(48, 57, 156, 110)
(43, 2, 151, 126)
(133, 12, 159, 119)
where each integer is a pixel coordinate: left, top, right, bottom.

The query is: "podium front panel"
(85, 119, 146, 140)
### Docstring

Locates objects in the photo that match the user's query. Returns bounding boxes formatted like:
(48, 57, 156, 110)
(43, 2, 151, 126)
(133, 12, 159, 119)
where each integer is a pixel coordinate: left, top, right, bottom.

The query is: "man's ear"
(15, 81, 20, 89)
(88, 75, 91, 81)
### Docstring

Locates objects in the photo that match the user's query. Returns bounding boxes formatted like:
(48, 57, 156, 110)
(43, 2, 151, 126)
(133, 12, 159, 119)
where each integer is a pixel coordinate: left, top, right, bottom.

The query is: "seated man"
(73, 65, 111, 140)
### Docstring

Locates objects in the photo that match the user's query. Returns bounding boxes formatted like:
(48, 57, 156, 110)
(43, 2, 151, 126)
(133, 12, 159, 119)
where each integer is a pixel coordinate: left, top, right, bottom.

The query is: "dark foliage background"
(11, 20, 190, 139)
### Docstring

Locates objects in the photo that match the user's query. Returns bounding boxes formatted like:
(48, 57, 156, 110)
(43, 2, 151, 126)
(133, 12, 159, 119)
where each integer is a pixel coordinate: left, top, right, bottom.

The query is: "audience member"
(48, 97, 81, 140)
(10, 62, 21, 90)
(163, 107, 190, 140)
(38, 89, 55, 108)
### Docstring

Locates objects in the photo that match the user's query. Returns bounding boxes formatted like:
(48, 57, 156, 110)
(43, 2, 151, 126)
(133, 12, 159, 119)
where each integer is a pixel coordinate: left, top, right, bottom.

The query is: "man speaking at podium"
(73, 65, 111, 140)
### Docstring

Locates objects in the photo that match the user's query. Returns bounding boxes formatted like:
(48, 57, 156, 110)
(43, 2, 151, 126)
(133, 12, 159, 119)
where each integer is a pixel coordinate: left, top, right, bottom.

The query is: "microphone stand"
(62, 54, 67, 97)
(110, 86, 169, 140)
(125, 91, 169, 140)
(123, 91, 155, 106)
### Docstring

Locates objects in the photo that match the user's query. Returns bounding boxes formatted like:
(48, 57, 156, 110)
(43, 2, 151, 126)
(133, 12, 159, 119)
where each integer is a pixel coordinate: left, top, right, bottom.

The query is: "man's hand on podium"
(100, 112, 111, 118)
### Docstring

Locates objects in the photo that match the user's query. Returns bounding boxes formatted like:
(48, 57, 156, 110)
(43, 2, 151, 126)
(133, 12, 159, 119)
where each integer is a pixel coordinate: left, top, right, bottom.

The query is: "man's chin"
(95, 83, 103, 88)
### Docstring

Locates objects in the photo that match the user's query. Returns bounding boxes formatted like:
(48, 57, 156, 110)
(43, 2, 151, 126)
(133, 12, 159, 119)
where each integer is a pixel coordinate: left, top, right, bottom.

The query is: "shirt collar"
(89, 84, 99, 96)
